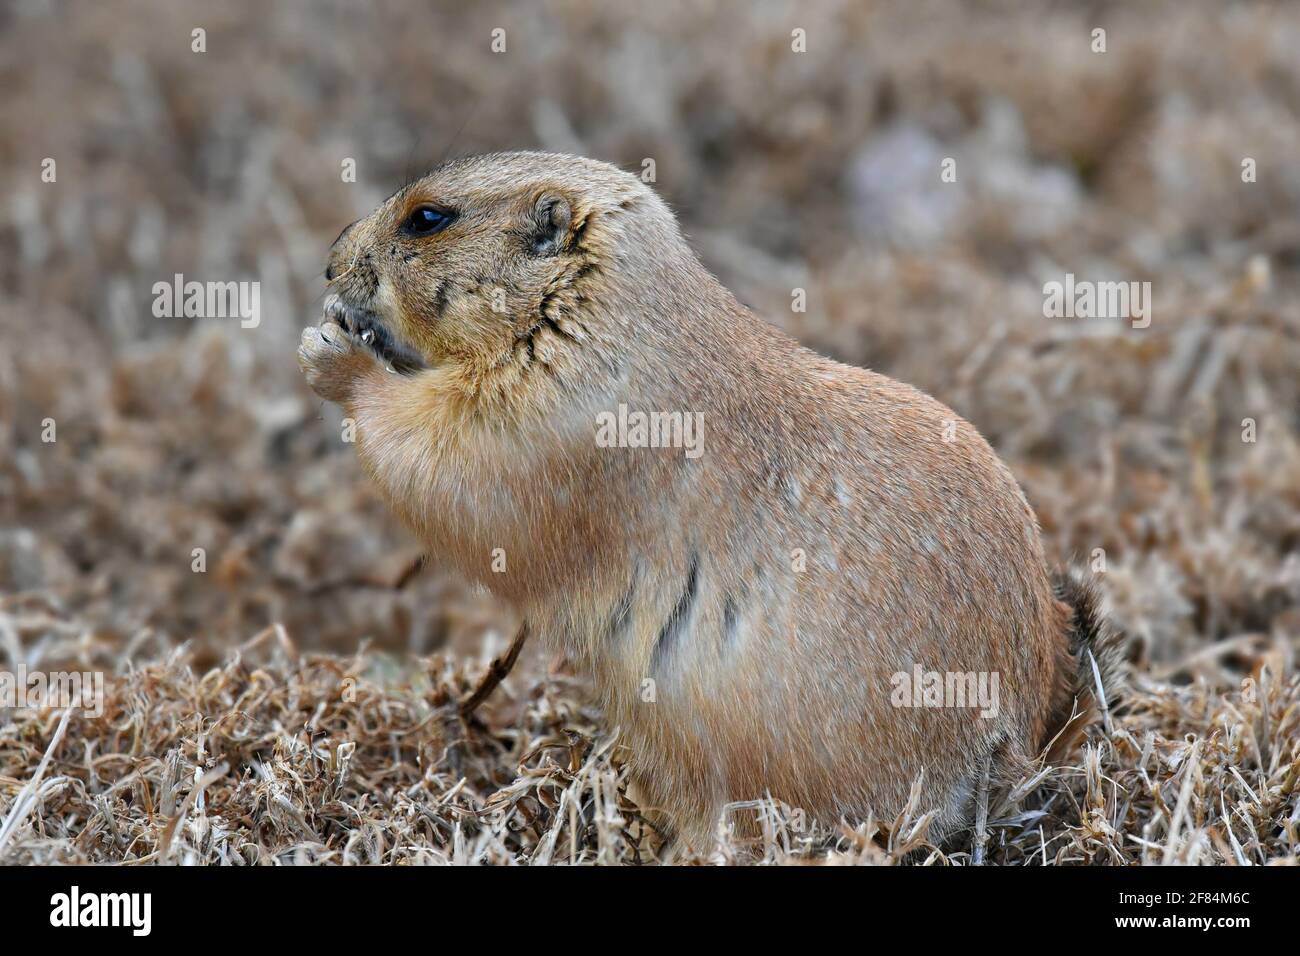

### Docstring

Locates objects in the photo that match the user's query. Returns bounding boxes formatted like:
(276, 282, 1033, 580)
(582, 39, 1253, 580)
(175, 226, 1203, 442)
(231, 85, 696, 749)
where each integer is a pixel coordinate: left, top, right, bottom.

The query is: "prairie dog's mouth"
(323, 295, 426, 373)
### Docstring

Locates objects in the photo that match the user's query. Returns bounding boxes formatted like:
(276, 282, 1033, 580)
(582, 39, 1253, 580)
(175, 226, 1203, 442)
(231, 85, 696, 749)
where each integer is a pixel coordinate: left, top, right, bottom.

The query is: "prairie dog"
(298, 151, 1119, 855)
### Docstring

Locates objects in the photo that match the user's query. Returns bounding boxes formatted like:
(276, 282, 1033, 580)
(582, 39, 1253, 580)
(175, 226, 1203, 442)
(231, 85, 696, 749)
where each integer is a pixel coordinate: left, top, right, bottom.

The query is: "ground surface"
(1, 0, 1297, 863)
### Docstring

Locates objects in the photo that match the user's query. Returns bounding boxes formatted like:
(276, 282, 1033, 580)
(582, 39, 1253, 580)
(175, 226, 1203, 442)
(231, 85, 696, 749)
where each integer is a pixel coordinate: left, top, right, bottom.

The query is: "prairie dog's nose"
(325, 219, 360, 281)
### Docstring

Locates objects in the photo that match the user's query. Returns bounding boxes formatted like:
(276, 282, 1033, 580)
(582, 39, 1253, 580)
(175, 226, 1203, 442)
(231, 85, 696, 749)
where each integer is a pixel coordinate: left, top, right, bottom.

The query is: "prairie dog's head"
(324, 151, 675, 375)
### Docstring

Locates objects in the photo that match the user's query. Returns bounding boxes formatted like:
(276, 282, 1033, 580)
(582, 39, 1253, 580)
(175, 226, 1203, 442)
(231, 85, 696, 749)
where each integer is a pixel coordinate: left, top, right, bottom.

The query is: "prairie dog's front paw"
(297, 322, 377, 404)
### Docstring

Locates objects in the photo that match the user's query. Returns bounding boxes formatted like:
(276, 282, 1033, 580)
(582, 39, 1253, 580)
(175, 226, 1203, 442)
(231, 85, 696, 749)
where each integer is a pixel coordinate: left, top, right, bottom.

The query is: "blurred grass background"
(1, 0, 1297, 718)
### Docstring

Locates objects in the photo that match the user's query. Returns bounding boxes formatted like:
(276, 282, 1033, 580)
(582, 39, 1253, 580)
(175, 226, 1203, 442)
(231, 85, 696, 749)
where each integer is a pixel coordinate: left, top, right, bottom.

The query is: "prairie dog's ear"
(528, 192, 573, 257)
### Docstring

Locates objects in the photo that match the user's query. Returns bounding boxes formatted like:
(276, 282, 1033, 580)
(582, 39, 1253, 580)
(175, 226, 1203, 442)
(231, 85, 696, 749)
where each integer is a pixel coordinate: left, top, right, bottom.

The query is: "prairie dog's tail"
(1040, 570, 1127, 762)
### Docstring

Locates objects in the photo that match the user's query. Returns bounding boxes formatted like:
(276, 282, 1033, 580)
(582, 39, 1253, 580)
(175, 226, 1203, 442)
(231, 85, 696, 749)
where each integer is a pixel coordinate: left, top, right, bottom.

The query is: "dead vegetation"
(1, 0, 1298, 863)
(1, 608, 1295, 864)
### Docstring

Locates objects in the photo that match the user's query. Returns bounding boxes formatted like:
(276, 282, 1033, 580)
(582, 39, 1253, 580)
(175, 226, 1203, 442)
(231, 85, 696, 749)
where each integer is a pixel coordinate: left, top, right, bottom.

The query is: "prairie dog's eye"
(403, 205, 454, 236)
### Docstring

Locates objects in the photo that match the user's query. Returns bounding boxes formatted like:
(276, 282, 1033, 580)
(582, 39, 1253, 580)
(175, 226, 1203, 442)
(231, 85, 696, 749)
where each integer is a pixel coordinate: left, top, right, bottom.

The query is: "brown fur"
(298, 151, 1120, 854)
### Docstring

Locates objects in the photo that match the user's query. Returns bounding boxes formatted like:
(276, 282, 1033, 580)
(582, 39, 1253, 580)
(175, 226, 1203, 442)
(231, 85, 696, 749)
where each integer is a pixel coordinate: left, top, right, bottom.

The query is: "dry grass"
(1, 608, 1295, 864)
(1, 0, 1299, 863)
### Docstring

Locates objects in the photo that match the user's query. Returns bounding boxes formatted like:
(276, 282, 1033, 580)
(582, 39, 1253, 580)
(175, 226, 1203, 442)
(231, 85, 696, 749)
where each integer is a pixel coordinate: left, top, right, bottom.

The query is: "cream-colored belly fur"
(349, 336, 1065, 853)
